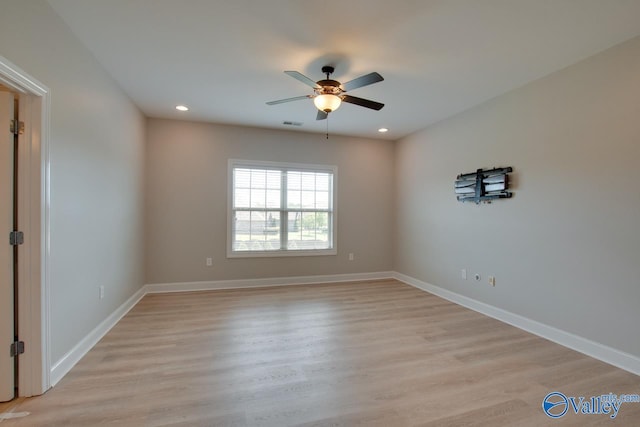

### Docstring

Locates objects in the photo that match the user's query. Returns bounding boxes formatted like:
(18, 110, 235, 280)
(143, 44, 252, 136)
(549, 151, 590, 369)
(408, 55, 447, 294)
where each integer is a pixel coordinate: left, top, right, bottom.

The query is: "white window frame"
(227, 159, 337, 258)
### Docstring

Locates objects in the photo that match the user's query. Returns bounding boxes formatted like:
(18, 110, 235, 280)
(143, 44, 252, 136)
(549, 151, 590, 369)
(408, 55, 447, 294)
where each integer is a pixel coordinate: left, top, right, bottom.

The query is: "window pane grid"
(233, 210, 281, 251)
(286, 211, 330, 250)
(231, 163, 334, 254)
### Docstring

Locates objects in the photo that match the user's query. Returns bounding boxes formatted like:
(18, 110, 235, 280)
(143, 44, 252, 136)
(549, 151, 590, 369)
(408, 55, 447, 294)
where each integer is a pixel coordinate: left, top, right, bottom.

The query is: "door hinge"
(10, 341, 25, 357)
(10, 120, 24, 135)
(9, 230, 24, 246)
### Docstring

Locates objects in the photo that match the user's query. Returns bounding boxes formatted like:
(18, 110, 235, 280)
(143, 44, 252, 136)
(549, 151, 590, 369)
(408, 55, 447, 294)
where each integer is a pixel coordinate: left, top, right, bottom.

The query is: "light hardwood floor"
(1, 279, 639, 426)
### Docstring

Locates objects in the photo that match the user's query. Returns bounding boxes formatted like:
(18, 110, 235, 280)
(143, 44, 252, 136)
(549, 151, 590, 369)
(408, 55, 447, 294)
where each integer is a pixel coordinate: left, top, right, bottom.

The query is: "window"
(228, 159, 337, 257)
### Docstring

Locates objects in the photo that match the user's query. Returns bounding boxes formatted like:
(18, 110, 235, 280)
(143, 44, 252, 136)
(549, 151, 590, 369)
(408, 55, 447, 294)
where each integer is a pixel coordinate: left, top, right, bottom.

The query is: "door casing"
(0, 89, 15, 401)
(0, 55, 51, 397)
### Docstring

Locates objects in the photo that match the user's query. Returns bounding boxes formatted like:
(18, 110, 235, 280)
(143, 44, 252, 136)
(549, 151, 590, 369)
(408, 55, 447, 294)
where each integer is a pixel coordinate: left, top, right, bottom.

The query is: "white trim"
(50, 287, 146, 386)
(0, 55, 51, 396)
(229, 159, 337, 173)
(393, 272, 640, 376)
(145, 271, 395, 294)
(0, 58, 49, 96)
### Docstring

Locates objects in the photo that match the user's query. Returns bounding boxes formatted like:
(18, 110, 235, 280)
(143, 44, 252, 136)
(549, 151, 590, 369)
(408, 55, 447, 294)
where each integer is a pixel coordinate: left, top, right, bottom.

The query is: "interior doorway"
(0, 55, 51, 398)
(0, 87, 16, 401)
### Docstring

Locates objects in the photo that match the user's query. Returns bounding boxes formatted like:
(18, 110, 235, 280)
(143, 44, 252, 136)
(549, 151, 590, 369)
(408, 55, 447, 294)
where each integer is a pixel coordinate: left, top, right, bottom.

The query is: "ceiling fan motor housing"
(315, 80, 343, 96)
(316, 66, 344, 97)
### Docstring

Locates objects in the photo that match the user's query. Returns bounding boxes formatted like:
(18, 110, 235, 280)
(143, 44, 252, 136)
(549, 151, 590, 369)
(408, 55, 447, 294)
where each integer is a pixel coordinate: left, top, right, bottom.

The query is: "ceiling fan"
(266, 66, 384, 120)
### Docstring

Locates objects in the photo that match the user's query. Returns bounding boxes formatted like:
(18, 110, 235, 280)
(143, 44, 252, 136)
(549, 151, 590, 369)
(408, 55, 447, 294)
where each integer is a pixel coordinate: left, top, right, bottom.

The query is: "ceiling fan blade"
(342, 95, 384, 111)
(341, 72, 384, 92)
(284, 71, 321, 89)
(266, 95, 311, 105)
(316, 110, 328, 121)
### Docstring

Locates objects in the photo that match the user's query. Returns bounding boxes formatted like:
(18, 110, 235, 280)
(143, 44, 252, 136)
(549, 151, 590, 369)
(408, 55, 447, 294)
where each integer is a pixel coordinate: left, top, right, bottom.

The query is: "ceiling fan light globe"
(314, 94, 341, 113)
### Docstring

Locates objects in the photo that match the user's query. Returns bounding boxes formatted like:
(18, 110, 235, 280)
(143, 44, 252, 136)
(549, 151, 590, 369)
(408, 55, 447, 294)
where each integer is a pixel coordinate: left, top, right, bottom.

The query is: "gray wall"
(395, 36, 640, 357)
(145, 119, 395, 284)
(0, 1, 146, 363)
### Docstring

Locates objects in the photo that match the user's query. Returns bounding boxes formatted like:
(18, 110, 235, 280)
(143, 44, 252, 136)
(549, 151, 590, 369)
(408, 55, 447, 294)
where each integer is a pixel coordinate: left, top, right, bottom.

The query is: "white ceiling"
(48, 0, 640, 141)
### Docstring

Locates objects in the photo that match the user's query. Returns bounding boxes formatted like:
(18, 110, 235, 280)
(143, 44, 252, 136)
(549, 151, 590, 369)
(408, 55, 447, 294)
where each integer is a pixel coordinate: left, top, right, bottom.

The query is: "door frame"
(0, 55, 51, 396)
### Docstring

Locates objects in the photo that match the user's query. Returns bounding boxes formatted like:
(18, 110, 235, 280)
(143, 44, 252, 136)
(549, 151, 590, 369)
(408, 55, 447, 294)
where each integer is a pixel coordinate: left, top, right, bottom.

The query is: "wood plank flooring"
(2, 279, 639, 426)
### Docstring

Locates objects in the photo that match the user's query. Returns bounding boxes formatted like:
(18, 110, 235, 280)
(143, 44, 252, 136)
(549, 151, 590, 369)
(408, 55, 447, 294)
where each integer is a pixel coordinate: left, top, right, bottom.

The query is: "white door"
(0, 91, 15, 401)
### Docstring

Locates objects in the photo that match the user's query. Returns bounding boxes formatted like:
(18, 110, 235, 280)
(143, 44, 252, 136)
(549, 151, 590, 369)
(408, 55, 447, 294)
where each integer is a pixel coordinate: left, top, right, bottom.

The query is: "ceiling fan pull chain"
(326, 114, 329, 140)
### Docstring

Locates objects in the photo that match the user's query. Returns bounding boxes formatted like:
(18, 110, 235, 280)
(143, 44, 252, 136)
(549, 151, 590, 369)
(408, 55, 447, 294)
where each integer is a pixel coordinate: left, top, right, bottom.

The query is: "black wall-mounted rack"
(455, 167, 513, 204)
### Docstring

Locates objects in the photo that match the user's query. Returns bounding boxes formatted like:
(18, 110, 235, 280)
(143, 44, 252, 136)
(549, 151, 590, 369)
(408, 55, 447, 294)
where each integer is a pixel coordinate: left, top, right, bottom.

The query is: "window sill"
(227, 248, 337, 258)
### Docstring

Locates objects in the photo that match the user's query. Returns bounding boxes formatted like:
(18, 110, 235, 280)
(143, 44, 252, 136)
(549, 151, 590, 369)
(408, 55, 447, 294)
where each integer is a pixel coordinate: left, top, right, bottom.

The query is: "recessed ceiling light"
(175, 105, 189, 111)
(378, 128, 389, 133)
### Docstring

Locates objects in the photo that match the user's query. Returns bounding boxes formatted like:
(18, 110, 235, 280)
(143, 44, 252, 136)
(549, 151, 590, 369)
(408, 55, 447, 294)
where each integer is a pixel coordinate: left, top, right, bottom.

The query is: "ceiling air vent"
(282, 121, 303, 126)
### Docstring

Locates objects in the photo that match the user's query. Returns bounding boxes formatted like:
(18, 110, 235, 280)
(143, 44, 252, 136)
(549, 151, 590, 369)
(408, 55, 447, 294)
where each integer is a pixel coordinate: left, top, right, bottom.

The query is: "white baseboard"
(50, 271, 394, 385)
(393, 272, 640, 376)
(144, 271, 395, 294)
(50, 270, 638, 387)
(49, 287, 146, 386)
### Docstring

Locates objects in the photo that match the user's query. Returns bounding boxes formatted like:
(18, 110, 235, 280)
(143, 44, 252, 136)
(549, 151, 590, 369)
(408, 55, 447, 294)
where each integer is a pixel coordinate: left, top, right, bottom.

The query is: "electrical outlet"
(461, 269, 467, 280)
(206, 257, 213, 267)
(99, 286, 104, 300)
(489, 276, 496, 287)
(348, 253, 354, 261)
